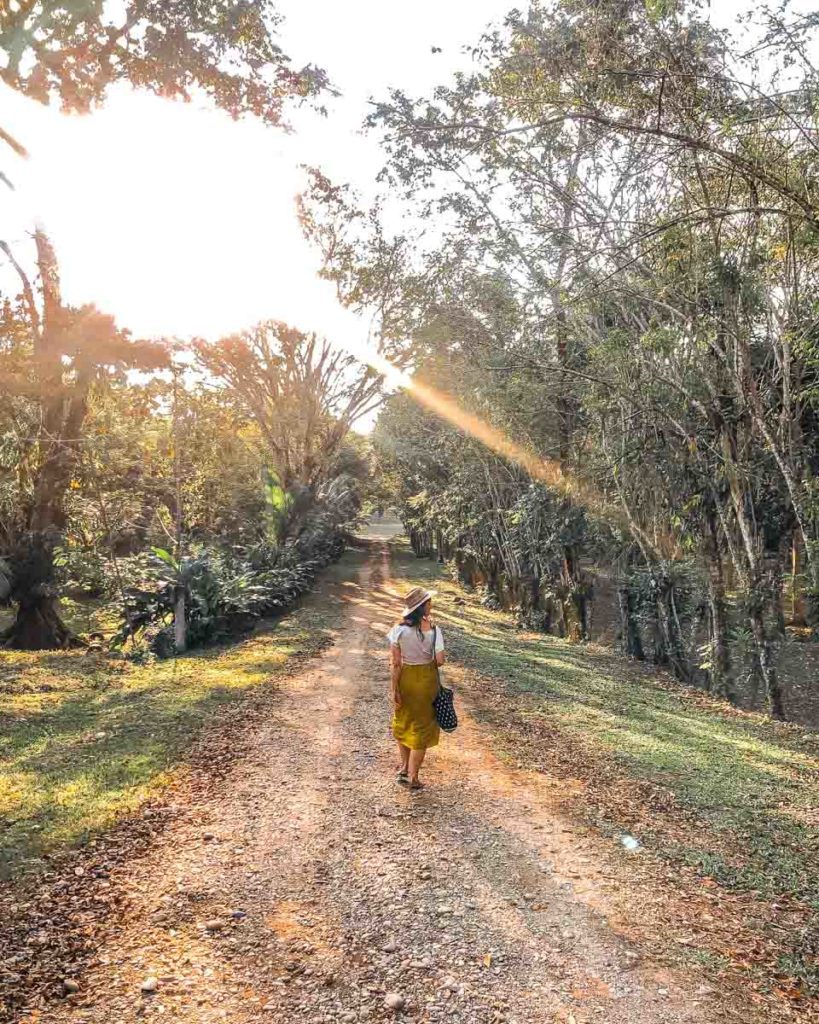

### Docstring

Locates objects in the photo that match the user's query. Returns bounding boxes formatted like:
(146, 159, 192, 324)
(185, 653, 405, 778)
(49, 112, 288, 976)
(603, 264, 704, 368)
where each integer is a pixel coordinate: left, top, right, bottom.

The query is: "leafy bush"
(111, 546, 322, 654)
(54, 543, 110, 598)
(111, 475, 361, 655)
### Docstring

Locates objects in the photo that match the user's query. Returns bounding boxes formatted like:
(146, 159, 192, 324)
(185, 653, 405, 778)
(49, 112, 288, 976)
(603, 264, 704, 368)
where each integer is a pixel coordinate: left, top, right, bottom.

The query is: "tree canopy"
(0, 0, 329, 121)
(0, 0, 360, 651)
(302, 0, 819, 720)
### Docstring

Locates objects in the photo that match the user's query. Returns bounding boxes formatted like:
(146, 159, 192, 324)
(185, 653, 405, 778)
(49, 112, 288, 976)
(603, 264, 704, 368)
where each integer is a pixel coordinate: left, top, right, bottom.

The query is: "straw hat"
(401, 586, 436, 617)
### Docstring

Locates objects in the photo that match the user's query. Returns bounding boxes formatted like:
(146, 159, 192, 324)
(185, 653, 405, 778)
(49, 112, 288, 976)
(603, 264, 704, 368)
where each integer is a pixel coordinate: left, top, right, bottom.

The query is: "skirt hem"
(391, 727, 440, 751)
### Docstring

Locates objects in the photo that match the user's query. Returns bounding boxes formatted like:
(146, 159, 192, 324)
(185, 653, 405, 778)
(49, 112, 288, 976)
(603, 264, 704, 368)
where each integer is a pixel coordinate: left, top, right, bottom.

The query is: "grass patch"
(391, 540, 819, 907)
(682, 948, 734, 973)
(0, 548, 363, 880)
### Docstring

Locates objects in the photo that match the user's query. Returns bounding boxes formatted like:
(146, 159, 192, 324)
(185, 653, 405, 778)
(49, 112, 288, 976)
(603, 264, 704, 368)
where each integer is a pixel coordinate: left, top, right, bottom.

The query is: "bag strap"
(430, 624, 442, 693)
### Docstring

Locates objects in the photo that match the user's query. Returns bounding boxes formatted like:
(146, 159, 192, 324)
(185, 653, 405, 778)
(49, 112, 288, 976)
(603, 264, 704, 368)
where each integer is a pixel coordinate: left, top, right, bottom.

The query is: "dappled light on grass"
(654, 713, 818, 773)
(386, 537, 819, 1002)
(389, 537, 819, 907)
(0, 548, 363, 876)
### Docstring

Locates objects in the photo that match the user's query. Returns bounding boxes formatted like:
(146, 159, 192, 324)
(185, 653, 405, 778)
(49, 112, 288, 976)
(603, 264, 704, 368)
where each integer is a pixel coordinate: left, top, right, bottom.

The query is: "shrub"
(110, 478, 360, 655)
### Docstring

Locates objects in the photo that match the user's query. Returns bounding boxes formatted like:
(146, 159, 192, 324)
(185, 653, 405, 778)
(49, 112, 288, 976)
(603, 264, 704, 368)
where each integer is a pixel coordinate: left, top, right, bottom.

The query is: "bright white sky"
(0, 0, 513, 349)
(0, 0, 810, 433)
(276, 0, 514, 188)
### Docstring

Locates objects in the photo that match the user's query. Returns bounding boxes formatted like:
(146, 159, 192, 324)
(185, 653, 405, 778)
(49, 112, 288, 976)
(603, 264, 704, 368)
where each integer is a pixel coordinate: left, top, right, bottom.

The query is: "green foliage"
(263, 471, 295, 545)
(0, 307, 373, 649)
(111, 546, 321, 654)
(109, 528, 341, 655)
(53, 542, 109, 599)
(0, 0, 329, 124)
(644, 0, 677, 22)
(109, 469, 359, 655)
(306, 0, 819, 718)
(0, 0, 337, 650)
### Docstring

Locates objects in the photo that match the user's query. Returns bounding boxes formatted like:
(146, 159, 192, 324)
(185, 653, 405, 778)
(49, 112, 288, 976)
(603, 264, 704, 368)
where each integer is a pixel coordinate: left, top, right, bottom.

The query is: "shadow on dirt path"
(17, 534, 751, 1024)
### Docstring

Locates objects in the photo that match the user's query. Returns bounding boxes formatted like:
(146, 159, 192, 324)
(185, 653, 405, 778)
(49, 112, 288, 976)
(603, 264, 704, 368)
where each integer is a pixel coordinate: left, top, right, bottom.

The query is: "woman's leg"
(396, 742, 410, 774)
(408, 746, 426, 784)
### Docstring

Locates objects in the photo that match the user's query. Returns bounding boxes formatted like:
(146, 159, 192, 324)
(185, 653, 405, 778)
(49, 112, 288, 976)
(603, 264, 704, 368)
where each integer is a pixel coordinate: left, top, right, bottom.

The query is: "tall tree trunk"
(650, 609, 667, 667)
(4, 231, 86, 650)
(3, 533, 75, 649)
(174, 586, 187, 654)
(617, 574, 645, 659)
(748, 598, 785, 720)
(435, 529, 445, 563)
(720, 437, 786, 719)
(697, 216, 787, 718)
(6, 423, 85, 649)
(550, 148, 591, 643)
(560, 546, 588, 641)
(656, 577, 690, 682)
(706, 513, 734, 700)
(6, 594, 73, 650)
(707, 574, 733, 700)
(789, 534, 806, 627)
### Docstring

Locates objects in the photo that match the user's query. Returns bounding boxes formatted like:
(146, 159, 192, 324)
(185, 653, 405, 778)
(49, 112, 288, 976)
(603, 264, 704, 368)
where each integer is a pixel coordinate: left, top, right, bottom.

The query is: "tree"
(0, 0, 329, 647)
(0, 0, 328, 124)
(0, 232, 168, 647)
(308, 0, 819, 719)
(195, 321, 383, 509)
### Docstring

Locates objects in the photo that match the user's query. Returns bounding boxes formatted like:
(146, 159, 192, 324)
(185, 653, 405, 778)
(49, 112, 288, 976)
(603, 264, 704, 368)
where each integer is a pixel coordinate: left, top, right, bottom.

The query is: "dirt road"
(30, 535, 734, 1024)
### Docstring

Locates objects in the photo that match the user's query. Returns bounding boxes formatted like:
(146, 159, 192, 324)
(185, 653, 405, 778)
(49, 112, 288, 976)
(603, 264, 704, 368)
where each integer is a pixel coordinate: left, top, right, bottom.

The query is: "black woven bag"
(430, 626, 458, 732)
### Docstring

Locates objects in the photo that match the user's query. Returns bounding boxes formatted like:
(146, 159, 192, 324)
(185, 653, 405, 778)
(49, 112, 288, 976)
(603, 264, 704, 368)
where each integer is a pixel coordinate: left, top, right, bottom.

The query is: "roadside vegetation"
(306, 0, 819, 726)
(2, 0, 819, 1014)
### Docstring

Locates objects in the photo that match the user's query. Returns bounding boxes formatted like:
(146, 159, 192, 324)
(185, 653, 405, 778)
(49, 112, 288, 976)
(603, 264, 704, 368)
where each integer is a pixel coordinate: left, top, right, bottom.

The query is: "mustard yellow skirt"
(392, 662, 440, 751)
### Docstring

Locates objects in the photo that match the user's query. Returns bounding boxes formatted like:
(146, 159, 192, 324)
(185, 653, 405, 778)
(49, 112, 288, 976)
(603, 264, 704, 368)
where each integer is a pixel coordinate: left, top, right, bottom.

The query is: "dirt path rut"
(33, 538, 733, 1024)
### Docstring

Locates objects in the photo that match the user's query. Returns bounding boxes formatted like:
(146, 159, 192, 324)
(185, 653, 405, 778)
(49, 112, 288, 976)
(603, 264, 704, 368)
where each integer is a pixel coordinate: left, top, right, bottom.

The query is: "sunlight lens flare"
(0, 82, 415, 417)
(379, 368, 615, 519)
(362, 358, 662, 548)
(1, 84, 345, 341)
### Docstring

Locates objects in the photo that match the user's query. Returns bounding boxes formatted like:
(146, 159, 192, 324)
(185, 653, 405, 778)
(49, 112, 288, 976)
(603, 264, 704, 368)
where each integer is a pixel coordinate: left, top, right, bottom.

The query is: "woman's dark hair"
(402, 599, 431, 638)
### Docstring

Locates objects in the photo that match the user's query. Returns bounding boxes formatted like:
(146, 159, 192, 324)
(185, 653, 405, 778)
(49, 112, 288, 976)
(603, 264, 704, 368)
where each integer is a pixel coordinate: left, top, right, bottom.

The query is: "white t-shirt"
(386, 623, 445, 665)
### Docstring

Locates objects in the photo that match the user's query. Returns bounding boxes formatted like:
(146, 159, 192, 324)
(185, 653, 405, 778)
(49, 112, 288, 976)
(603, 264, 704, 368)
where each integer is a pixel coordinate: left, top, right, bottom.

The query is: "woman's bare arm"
(390, 644, 402, 706)
(433, 623, 445, 666)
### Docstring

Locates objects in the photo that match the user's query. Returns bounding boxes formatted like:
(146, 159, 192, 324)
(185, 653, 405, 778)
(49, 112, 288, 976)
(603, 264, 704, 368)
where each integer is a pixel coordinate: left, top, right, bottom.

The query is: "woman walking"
(386, 587, 445, 790)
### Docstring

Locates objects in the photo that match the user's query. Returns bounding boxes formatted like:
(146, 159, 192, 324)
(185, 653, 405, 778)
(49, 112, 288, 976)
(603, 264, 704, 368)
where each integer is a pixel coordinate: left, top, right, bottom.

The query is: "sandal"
(396, 770, 409, 785)
(409, 780, 425, 791)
